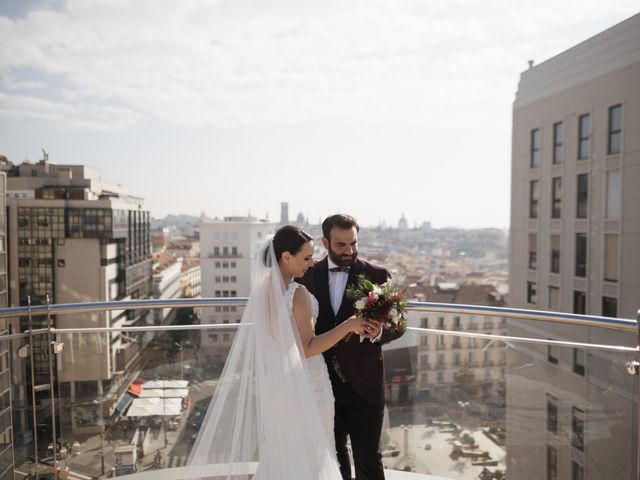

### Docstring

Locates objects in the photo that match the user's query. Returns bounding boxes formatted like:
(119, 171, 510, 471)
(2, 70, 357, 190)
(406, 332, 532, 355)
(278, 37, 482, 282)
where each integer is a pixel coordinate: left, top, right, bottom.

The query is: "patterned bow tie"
(329, 266, 350, 273)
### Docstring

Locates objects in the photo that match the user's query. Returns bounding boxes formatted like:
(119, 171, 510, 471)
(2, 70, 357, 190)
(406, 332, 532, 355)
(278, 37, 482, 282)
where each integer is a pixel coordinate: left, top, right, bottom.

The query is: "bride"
(187, 225, 376, 479)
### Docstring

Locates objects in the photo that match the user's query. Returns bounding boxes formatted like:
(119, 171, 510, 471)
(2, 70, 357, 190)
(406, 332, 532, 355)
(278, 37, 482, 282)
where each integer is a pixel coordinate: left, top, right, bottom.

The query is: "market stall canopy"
(126, 397, 182, 417)
(139, 388, 189, 398)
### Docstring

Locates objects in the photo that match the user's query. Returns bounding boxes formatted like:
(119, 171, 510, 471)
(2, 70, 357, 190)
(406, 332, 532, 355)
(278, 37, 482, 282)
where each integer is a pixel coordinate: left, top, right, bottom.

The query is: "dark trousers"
(331, 376, 385, 480)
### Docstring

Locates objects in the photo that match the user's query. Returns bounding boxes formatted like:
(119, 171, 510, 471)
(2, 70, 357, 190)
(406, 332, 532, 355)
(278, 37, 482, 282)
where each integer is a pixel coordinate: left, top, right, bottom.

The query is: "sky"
(0, 1, 638, 228)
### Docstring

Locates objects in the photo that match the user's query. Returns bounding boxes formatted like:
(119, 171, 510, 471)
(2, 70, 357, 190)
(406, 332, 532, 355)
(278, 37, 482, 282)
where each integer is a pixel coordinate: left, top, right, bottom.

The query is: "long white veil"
(186, 236, 341, 479)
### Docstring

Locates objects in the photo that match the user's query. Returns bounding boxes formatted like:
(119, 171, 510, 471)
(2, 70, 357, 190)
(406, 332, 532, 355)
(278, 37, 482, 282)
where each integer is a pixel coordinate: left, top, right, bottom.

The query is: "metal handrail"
(0, 298, 635, 331)
(0, 298, 636, 352)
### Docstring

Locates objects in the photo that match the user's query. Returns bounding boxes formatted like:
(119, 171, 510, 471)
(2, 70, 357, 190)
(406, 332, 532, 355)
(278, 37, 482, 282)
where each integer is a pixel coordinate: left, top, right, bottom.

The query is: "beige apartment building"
(407, 283, 507, 403)
(508, 13, 640, 480)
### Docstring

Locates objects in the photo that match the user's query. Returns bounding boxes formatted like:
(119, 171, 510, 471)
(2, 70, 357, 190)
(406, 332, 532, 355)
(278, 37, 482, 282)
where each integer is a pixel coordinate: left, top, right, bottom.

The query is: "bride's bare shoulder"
(292, 284, 311, 309)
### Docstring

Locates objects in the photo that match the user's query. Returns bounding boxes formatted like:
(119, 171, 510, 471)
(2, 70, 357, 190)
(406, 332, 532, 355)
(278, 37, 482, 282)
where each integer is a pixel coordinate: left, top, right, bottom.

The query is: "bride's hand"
(345, 316, 377, 337)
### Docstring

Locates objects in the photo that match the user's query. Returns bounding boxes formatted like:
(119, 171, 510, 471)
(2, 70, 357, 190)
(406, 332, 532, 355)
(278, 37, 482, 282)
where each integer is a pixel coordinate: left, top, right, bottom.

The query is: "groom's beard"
(328, 247, 358, 267)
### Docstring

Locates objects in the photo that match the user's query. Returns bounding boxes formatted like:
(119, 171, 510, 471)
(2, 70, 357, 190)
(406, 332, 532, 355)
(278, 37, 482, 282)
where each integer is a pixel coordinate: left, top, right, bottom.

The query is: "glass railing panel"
(4, 302, 637, 480)
(52, 324, 230, 478)
(379, 315, 637, 480)
(3, 322, 56, 479)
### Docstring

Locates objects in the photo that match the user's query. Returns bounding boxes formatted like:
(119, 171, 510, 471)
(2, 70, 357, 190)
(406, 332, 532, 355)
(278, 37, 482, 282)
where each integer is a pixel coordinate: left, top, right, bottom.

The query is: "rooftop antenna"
(527, 60, 535, 69)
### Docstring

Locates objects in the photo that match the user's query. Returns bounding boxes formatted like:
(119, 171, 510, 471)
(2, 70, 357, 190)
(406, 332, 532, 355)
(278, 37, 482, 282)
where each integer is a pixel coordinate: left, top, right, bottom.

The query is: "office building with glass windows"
(2, 157, 152, 461)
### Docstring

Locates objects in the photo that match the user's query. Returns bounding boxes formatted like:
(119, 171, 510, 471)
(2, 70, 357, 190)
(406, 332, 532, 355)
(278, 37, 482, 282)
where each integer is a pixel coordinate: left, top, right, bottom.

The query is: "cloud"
(0, 0, 637, 131)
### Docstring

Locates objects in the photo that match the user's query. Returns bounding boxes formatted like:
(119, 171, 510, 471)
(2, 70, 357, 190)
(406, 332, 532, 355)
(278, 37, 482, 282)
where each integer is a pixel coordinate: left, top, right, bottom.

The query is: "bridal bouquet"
(345, 274, 407, 342)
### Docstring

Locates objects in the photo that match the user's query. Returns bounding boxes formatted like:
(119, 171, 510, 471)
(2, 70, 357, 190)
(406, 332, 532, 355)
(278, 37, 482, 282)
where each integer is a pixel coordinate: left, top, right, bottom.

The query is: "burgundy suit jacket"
(298, 257, 404, 406)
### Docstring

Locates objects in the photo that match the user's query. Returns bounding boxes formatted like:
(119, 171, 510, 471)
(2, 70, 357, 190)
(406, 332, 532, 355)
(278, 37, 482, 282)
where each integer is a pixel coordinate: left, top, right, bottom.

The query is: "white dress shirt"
(327, 256, 349, 315)
(327, 256, 382, 343)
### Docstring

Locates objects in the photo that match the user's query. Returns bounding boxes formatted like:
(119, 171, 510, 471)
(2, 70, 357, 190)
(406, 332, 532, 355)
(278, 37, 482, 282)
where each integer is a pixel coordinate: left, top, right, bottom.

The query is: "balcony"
(0, 298, 638, 480)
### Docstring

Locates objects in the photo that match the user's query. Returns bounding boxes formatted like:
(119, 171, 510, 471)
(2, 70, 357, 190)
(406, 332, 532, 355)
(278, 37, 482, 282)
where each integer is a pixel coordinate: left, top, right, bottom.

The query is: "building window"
(548, 286, 559, 311)
(602, 296, 617, 317)
(527, 282, 537, 304)
(608, 104, 622, 155)
(572, 407, 585, 451)
(223, 246, 229, 256)
(230, 276, 237, 283)
(549, 178, 561, 220)
(552, 121, 563, 164)
(421, 317, 428, 328)
(420, 354, 429, 367)
(215, 276, 221, 283)
(528, 233, 537, 270)
(578, 114, 590, 160)
(530, 180, 539, 219)
(572, 461, 584, 480)
(576, 174, 588, 219)
(546, 394, 558, 434)
(604, 234, 618, 282)
(574, 349, 585, 376)
(606, 170, 621, 219)
(530, 128, 540, 167)
(231, 246, 238, 255)
(231, 261, 236, 268)
(550, 235, 560, 274)
(215, 290, 221, 297)
(437, 317, 444, 329)
(223, 333, 230, 342)
(548, 342, 559, 365)
(575, 233, 587, 277)
(214, 246, 220, 255)
(573, 291, 586, 315)
(547, 445, 558, 480)
(223, 276, 229, 283)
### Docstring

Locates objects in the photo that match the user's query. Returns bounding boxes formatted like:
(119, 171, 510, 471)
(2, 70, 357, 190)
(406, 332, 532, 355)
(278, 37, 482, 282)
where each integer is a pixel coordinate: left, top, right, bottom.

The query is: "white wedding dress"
(286, 281, 336, 452)
(187, 237, 342, 480)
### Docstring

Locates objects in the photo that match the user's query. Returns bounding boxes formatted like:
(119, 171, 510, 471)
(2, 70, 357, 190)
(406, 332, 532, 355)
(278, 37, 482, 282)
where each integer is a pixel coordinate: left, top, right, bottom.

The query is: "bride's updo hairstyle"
(264, 225, 312, 267)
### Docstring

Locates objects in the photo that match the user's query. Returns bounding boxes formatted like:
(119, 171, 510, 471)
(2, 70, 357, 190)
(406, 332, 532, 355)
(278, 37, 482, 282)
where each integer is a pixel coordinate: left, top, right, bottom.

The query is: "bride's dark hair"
(264, 225, 313, 266)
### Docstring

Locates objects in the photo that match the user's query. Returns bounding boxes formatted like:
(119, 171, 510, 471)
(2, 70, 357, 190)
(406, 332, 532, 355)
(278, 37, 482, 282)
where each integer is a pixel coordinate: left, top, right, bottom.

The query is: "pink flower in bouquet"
(365, 292, 379, 309)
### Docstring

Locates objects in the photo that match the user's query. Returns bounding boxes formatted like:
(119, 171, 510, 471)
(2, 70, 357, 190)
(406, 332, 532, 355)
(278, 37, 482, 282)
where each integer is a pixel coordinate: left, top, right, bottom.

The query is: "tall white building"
(507, 13, 640, 480)
(199, 216, 273, 365)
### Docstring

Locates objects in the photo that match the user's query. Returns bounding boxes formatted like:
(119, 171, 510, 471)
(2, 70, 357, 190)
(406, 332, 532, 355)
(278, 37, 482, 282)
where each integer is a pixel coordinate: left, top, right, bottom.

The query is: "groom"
(299, 214, 405, 480)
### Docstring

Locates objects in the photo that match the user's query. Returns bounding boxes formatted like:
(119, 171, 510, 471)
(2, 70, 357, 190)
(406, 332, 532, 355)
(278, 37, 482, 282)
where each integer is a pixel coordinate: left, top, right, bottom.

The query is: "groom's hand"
(362, 319, 382, 339)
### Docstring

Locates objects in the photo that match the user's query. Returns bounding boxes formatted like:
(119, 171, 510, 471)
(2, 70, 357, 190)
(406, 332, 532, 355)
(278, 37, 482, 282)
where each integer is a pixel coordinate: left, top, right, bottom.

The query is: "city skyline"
(0, 1, 638, 228)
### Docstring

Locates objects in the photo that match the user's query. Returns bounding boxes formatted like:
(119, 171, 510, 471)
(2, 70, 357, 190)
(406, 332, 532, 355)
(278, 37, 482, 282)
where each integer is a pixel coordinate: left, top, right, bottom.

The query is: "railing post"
(637, 308, 640, 480)
(629, 308, 640, 480)
(27, 296, 39, 480)
(45, 294, 59, 476)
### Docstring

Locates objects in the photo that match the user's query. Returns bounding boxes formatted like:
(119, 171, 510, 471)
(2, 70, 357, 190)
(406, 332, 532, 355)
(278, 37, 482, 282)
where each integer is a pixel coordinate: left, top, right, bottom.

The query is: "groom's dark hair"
(322, 214, 360, 240)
